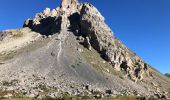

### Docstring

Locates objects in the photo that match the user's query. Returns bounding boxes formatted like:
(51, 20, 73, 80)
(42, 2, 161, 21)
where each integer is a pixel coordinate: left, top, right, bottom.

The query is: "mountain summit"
(0, 0, 170, 99)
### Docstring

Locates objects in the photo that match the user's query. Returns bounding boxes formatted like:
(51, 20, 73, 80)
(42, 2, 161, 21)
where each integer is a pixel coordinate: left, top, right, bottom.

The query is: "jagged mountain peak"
(24, 0, 147, 81)
(61, 0, 79, 10)
(0, 0, 170, 99)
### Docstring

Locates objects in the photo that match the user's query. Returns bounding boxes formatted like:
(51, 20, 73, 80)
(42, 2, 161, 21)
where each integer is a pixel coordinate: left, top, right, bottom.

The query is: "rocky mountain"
(165, 73, 170, 78)
(0, 0, 170, 99)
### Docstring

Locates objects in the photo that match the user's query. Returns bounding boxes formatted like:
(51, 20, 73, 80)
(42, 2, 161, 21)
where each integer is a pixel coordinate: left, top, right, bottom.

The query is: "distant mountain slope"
(0, 0, 169, 99)
(165, 73, 170, 78)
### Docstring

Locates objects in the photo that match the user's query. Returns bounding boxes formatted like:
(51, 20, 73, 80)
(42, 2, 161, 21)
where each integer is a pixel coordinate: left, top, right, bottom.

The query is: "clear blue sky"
(0, 0, 169, 73)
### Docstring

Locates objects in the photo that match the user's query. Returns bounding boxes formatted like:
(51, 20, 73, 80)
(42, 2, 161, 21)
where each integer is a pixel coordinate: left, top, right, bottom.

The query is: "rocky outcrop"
(0, 32, 8, 41)
(23, 0, 151, 83)
(79, 3, 114, 53)
(23, 7, 62, 35)
(79, 3, 150, 82)
(61, 0, 78, 11)
(7, 0, 168, 98)
(23, 0, 80, 36)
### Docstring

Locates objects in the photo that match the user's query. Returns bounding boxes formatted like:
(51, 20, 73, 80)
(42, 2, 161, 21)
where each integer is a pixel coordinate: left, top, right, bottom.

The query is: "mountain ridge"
(0, 0, 169, 99)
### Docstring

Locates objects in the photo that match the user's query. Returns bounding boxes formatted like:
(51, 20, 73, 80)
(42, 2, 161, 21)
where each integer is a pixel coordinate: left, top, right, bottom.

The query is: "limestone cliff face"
(61, 0, 78, 11)
(23, 0, 150, 83)
(0, 0, 169, 99)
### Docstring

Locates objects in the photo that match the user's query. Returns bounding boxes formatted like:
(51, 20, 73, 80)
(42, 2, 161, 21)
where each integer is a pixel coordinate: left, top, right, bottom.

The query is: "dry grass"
(11, 30, 23, 38)
(79, 44, 125, 79)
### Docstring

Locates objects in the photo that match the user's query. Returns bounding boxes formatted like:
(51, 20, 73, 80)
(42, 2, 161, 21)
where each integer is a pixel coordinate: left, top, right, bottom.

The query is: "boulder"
(84, 37, 91, 50)
(3, 93, 13, 99)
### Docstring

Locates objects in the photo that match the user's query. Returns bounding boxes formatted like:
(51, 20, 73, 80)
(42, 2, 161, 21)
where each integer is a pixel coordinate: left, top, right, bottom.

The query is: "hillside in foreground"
(0, 0, 170, 99)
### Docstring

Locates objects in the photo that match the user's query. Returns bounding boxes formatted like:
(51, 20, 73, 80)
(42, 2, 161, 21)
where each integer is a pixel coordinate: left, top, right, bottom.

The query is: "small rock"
(51, 52, 55, 56)
(161, 94, 168, 99)
(95, 94, 101, 99)
(55, 35, 61, 40)
(43, 8, 51, 15)
(154, 92, 161, 99)
(37, 95, 46, 99)
(47, 93, 56, 98)
(85, 84, 92, 91)
(29, 92, 39, 98)
(48, 35, 52, 38)
(140, 96, 148, 100)
(42, 35, 47, 38)
(84, 37, 92, 50)
(106, 90, 112, 95)
(106, 69, 110, 73)
(6, 87, 14, 91)
(77, 36, 84, 41)
(102, 61, 106, 64)
(90, 62, 95, 64)
(3, 93, 13, 99)
(51, 9, 58, 17)
(77, 48, 83, 52)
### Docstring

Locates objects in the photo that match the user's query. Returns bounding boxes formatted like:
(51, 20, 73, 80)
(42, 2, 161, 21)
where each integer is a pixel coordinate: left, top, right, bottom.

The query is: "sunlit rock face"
(61, 0, 78, 11)
(0, 0, 169, 99)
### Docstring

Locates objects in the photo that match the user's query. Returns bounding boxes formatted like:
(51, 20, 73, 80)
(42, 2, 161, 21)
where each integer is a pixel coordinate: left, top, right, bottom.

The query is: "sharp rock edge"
(0, 0, 169, 99)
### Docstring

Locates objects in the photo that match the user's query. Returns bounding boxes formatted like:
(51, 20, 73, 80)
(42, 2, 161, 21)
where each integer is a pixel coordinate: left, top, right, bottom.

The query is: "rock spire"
(60, 0, 79, 11)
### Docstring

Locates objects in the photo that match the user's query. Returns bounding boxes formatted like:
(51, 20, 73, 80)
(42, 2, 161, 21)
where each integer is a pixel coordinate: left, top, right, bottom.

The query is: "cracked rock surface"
(0, 0, 170, 99)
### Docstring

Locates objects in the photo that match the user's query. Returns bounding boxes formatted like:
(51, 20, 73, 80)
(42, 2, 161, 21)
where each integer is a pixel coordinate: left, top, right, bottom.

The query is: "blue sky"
(0, 0, 169, 73)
